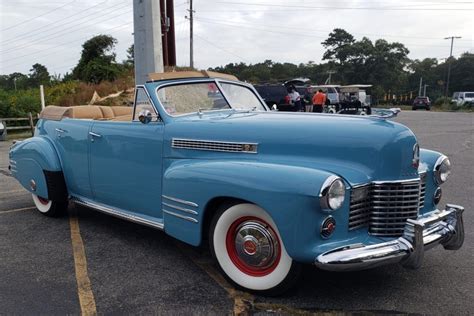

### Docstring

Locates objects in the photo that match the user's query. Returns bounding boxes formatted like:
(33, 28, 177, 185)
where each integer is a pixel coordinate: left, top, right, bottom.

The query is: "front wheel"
(32, 193, 67, 217)
(209, 202, 301, 295)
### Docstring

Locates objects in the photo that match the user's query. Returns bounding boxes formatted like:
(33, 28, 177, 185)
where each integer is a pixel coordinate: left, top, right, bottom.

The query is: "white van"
(452, 92, 474, 106)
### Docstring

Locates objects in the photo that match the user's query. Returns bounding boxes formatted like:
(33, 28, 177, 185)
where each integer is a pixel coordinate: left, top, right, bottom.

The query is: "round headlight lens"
(320, 176, 346, 211)
(435, 156, 451, 184)
(328, 179, 345, 210)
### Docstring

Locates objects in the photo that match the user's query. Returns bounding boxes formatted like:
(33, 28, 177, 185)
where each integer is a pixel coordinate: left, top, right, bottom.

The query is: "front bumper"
(315, 204, 465, 271)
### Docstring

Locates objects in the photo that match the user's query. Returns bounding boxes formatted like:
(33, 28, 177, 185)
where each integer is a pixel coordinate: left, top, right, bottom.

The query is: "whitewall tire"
(32, 193, 67, 217)
(210, 202, 301, 295)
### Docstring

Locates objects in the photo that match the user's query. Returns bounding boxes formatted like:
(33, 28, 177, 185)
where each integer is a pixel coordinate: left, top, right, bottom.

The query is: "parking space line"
(0, 206, 36, 214)
(69, 210, 97, 316)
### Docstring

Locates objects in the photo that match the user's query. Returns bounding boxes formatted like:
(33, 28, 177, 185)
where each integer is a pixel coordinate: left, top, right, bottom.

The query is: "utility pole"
(160, 0, 176, 67)
(188, 0, 194, 69)
(325, 70, 336, 84)
(423, 84, 429, 97)
(418, 77, 422, 96)
(133, 0, 164, 85)
(444, 36, 462, 100)
(40, 85, 45, 110)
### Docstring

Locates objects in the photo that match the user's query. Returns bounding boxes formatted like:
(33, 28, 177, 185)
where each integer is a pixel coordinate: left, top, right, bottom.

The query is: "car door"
(52, 119, 93, 198)
(89, 87, 164, 219)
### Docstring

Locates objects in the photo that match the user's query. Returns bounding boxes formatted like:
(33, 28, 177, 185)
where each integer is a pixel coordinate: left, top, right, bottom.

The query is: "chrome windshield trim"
(72, 197, 164, 230)
(162, 195, 198, 208)
(162, 202, 198, 215)
(163, 209, 198, 223)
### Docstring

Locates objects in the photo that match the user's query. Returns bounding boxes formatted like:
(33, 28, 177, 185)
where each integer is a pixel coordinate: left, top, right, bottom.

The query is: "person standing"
(288, 86, 302, 112)
(312, 89, 326, 113)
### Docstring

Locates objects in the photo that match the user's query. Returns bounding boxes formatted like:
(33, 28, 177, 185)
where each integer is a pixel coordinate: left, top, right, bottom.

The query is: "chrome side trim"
(163, 209, 198, 223)
(172, 138, 258, 154)
(162, 202, 198, 215)
(72, 197, 164, 230)
(162, 195, 198, 207)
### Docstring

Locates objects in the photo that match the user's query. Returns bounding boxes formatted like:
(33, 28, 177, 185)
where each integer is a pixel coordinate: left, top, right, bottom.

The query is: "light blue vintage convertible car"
(9, 71, 464, 295)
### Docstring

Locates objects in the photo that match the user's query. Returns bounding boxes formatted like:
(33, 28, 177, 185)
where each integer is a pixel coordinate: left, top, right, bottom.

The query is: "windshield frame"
(154, 79, 268, 118)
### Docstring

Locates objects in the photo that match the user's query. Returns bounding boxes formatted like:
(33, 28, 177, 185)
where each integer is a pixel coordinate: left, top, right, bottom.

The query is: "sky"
(0, 0, 473, 77)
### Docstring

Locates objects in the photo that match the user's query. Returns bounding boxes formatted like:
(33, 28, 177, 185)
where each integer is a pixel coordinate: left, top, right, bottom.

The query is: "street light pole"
(444, 36, 462, 100)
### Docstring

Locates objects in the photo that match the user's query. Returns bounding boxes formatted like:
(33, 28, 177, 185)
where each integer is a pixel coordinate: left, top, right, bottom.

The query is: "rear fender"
(162, 159, 337, 260)
(9, 136, 62, 199)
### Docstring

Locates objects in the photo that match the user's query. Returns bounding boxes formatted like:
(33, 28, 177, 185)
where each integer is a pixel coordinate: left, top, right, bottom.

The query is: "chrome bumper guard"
(315, 204, 465, 271)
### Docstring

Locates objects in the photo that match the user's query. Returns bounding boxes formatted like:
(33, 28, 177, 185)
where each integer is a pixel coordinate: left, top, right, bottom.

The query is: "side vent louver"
(172, 138, 258, 153)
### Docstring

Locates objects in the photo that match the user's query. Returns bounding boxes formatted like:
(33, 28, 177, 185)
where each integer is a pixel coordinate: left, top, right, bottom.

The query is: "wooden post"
(28, 112, 34, 136)
(40, 85, 45, 110)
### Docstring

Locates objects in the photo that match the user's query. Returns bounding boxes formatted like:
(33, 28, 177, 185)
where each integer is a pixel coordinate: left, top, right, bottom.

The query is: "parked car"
(9, 71, 465, 295)
(452, 92, 474, 106)
(254, 81, 310, 112)
(412, 96, 431, 110)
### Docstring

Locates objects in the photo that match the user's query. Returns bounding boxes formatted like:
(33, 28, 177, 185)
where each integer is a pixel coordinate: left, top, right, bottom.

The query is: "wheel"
(426, 107, 431, 111)
(412, 107, 416, 111)
(209, 202, 301, 295)
(32, 193, 68, 217)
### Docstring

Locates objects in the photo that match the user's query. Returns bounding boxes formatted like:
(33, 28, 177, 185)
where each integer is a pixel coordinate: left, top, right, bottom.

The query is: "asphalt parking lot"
(1, 111, 473, 315)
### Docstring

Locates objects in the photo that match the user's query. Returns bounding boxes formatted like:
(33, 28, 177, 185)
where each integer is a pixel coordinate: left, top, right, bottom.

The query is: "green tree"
(321, 28, 356, 65)
(29, 63, 50, 86)
(124, 44, 134, 67)
(72, 35, 121, 83)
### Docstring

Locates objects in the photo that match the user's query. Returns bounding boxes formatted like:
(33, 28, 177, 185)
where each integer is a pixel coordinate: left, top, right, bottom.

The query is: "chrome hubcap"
(234, 221, 279, 269)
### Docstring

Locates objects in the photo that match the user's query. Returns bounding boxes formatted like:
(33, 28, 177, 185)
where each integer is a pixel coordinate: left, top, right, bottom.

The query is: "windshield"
(156, 81, 265, 116)
(219, 82, 266, 111)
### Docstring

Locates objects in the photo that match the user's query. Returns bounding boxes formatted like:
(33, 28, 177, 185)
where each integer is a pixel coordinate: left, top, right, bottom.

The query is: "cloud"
(0, 0, 472, 75)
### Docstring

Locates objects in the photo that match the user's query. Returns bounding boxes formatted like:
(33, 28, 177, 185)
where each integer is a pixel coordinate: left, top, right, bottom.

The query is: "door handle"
(55, 128, 67, 133)
(89, 132, 102, 142)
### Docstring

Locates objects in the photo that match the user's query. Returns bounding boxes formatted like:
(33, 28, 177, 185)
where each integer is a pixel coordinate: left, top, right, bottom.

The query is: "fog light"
(434, 187, 442, 205)
(320, 216, 336, 239)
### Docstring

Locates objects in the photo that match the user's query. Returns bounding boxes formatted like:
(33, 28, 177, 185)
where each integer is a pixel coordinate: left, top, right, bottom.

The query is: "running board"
(71, 196, 164, 230)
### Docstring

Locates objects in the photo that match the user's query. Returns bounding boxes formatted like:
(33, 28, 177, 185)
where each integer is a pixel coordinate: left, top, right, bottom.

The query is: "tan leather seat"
(110, 106, 133, 117)
(39, 105, 133, 121)
(69, 106, 104, 119)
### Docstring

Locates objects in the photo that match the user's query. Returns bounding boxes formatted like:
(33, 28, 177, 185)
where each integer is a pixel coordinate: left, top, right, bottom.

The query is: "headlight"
(320, 176, 346, 210)
(434, 155, 451, 184)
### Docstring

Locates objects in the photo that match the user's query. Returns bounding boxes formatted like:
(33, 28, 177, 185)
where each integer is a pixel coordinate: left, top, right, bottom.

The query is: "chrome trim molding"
(162, 202, 198, 215)
(163, 209, 198, 223)
(434, 155, 449, 185)
(171, 138, 258, 154)
(319, 175, 344, 211)
(162, 195, 198, 207)
(315, 204, 465, 271)
(72, 197, 164, 230)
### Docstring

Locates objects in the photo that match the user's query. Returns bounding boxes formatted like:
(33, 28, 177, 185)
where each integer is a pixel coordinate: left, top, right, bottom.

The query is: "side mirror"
(138, 110, 153, 124)
(271, 104, 278, 111)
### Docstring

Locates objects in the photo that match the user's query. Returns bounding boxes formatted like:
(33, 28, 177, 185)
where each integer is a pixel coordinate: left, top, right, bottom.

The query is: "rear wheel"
(209, 202, 301, 295)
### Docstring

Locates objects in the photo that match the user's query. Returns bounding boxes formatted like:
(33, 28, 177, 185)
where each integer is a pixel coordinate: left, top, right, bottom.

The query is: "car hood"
(164, 112, 419, 185)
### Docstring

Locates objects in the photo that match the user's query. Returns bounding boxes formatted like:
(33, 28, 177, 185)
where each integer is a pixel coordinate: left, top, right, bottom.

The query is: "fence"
(0, 113, 36, 140)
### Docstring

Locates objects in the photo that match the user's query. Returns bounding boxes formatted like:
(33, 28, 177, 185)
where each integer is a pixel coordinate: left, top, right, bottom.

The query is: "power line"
(0, 0, 76, 32)
(195, 16, 471, 41)
(1, 0, 118, 45)
(194, 33, 250, 63)
(194, 18, 472, 48)
(0, 7, 132, 55)
(1, 22, 133, 68)
(216, 1, 473, 11)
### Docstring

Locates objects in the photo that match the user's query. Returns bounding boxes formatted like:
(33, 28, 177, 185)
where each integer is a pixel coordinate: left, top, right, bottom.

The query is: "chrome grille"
(172, 138, 258, 153)
(349, 175, 427, 237)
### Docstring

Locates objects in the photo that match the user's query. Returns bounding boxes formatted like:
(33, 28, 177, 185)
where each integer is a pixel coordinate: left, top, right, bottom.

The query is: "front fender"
(9, 136, 62, 198)
(162, 159, 343, 261)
